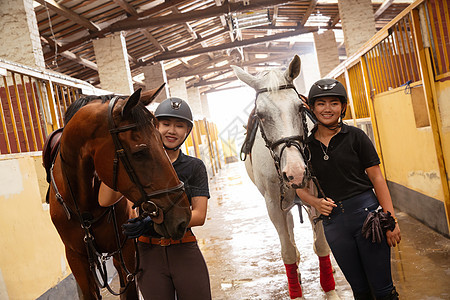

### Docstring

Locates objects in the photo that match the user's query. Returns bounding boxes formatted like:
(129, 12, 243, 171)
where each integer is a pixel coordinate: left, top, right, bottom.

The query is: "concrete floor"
(103, 161, 450, 300)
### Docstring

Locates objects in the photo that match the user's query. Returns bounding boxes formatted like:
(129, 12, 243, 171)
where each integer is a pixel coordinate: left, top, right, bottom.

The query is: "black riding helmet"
(154, 97, 193, 151)
(308, 78, 348, 127)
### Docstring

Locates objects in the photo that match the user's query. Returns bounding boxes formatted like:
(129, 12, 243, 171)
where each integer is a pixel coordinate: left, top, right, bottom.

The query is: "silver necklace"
(319, 142, 329, 160)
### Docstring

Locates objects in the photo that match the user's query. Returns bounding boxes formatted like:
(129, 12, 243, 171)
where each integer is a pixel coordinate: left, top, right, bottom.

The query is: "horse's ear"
(140, 83, 166, 106)
(285, 55, 301, 81)
(231, 65, 258, 89)
(122, 88, 142, 117)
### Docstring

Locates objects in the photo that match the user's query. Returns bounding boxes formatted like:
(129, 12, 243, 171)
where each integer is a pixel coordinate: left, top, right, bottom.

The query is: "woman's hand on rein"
(316, 197, 337, 216)
(386, 224, 401, 247)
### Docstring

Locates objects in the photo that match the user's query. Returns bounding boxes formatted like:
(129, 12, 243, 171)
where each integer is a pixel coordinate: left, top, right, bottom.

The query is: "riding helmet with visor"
(308, 78, 348, 125)
(154, 97, 193, 150)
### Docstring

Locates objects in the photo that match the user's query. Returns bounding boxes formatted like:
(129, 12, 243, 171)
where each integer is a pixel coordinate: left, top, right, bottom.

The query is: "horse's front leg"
(113, 239, 139, 300)
(265, 195, 303, 300)
(65, 247, 101, 300)
(306, 206, 340, 300)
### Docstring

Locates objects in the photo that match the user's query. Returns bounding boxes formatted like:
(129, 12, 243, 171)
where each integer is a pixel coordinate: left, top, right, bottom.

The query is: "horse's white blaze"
(281, 146, 306, 186)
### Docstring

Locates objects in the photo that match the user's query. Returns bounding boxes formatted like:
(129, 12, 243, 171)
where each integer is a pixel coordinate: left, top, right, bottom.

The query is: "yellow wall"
(374, 86, 445, 201)
(0, 153, 70, 300)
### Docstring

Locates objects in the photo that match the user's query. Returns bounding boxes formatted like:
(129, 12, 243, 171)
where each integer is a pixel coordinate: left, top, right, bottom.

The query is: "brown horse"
(47, 87, 191, 299)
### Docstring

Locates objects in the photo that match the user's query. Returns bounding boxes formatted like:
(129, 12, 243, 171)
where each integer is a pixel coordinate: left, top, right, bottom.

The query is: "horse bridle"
(107, 96, 185, 222)
(254, 84, 311, 187)
(254, 85, 331, 223)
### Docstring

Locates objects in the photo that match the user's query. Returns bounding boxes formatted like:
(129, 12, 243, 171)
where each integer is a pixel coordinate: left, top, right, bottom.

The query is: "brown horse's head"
(62, 85, 191, 240)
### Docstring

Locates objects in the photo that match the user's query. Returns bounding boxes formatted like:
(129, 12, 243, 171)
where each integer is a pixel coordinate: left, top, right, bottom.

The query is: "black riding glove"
(122, 216, 153, 239)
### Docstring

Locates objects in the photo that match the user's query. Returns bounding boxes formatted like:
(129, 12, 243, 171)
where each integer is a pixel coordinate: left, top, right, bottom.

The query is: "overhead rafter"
(170, 53, 298, 78)
(112, 0, 138, 15)
(374, 0, 395, 19)
(110, 0, 299, 32)
(148, 27, 318, 63)
(300, 0, 318, 26)
(35, 0, 100, 32)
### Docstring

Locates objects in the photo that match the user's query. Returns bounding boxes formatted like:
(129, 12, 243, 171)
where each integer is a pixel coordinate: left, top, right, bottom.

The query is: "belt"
(138, 231, 196, 246)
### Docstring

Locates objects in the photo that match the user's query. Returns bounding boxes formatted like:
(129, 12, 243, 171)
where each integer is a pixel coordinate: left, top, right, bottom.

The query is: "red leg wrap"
(284, 263, 302, 299)
(319, 255, 335, 292)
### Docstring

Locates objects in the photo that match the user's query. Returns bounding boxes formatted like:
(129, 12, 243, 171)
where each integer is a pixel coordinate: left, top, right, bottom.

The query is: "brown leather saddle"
(42, 128, 63, 184)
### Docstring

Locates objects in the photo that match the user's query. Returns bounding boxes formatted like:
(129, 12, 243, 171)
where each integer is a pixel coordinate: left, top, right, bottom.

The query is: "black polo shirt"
(173, 151, 210, 204)
(306, 124, 380, 202)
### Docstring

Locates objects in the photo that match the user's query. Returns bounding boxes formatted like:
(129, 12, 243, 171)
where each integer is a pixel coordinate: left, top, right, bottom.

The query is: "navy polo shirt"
(306, 124, 380, 202)
(173, 151, 210, 203)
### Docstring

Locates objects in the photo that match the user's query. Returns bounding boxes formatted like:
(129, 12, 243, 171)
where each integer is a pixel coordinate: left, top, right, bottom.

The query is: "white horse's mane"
(255, 68, 288, 92)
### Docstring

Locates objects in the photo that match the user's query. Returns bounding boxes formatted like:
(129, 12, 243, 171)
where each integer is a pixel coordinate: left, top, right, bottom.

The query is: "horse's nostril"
(282, 172, 294, 181)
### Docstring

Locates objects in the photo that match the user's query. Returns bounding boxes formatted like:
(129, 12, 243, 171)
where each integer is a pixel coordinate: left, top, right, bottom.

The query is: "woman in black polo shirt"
(297, 79, 401, 300)
(99, 97, 211, 299)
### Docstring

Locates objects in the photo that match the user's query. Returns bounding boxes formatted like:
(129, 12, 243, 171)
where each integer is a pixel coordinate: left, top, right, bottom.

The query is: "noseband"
(254, 84, 311, 186)
(107, 96, 185, 222)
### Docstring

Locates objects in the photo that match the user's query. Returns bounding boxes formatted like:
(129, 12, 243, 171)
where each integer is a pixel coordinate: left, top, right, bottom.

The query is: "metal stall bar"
(11, 72, 30, 152)
(426, 0, 443, 75)
(387, 35, 401, 88)
(3, 76, 21, 153)
(394, 24, 408, 85)
(59, 85, 68, 113)
(20, 74, 37, 151)
(29, 77, 45, 147)
(382, 40, 395, 89)
(52, 83, 64, 124)
(41, 81, 59, 132)
(442, 0, 450, 75)
(434, 0, 450, 73)
(0, 76, 11, 154)
(377, 44, 389, 92)
(401, 17, 418, 82)
(405, 15, 421, 81)
(398, 20, 414, 83)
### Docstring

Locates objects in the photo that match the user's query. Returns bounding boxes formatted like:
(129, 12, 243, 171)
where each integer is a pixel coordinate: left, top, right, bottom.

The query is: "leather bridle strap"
(106, 97, 185, 219)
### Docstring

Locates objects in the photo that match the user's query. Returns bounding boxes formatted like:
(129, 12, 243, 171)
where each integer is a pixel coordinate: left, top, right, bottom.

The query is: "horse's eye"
(132, 150, 148, 161)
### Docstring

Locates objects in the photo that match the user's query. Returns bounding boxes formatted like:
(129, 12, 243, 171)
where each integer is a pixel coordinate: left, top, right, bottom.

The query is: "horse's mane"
(64, 95, 113, 126)
(256, 68, 289, 92)
(64, 95, 155, 128)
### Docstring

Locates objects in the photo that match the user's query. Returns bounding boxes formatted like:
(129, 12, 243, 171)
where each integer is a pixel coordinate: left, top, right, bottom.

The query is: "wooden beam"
(300, 0, 318, 26)
(112, 0, 138, 15)
(134, 0, 186, 19)
(110, 0, 299, 32)
(374, 0, 394, 19)
(169, 53, 297, 78)
(193, 76, 237, 87)
(35, 0, 100, 32)
(148, 27, 318, 62)
(328, 14, 340, 28)
(140, 29, 166, 51)
(171, 7, 198, 40)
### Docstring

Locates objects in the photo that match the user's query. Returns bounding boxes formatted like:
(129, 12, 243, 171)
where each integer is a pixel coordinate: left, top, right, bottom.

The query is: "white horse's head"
(232, 55, 309, 188)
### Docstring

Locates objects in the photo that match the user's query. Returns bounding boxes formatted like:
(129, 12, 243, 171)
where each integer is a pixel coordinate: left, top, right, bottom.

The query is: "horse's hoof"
(325, 290, 341, 300)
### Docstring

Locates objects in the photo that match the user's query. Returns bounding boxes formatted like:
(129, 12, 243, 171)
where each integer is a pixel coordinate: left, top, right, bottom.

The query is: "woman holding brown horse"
(47, 87, 191, 300)
(100, 97, 211, 299)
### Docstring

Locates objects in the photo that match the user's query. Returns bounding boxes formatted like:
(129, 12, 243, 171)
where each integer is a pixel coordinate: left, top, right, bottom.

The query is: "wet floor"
(104, 161, 450, 300)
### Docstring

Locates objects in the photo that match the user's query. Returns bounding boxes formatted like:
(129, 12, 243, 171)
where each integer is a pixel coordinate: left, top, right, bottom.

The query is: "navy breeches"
(323, 190, 394, 298)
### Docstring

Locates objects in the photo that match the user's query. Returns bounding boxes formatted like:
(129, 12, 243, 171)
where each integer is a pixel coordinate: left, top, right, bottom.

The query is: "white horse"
(232, 55, 340, 300)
